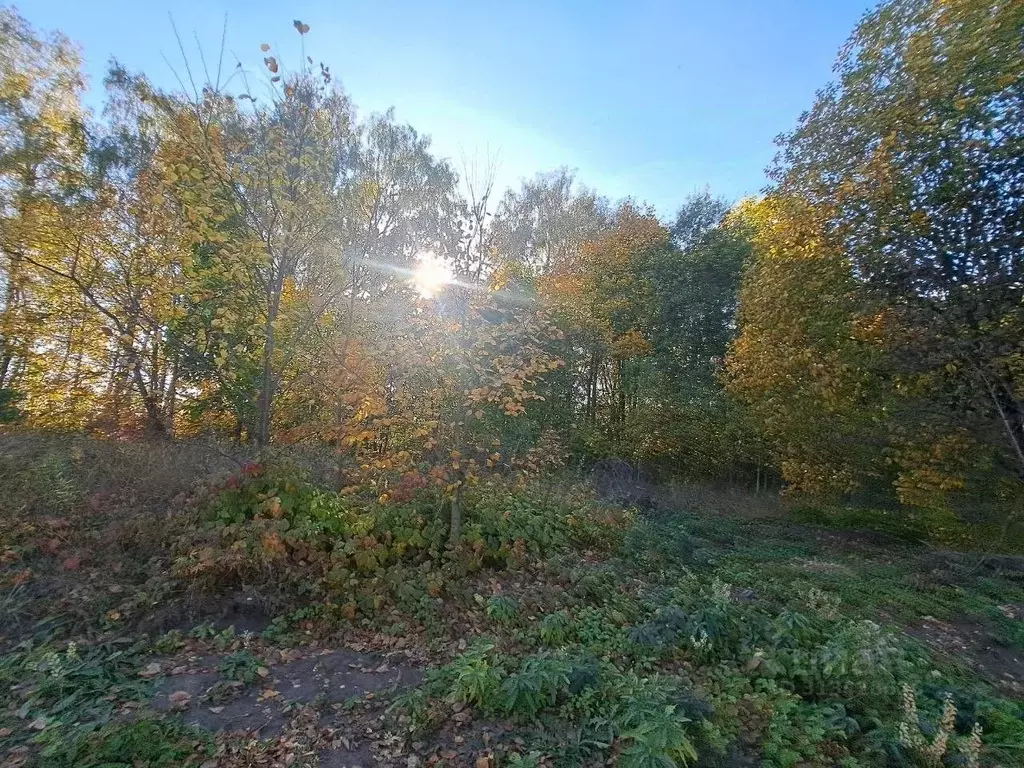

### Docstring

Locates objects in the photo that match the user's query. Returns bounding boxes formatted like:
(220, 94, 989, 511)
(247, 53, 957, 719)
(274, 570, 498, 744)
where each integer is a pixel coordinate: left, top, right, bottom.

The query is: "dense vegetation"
(1, 0, 1023, 766)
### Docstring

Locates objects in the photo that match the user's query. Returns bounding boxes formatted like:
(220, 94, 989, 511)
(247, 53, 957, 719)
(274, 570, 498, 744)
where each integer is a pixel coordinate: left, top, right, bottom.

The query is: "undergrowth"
(2, 442, 1024, 767)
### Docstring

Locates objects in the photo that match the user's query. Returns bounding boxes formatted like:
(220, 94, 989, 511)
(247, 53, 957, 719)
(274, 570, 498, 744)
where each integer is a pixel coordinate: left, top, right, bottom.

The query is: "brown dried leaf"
(168, 690, 192, 710)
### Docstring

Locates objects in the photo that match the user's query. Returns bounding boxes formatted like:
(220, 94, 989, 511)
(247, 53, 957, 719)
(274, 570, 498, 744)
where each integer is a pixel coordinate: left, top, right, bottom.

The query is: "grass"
(1, 435, 1023, 767)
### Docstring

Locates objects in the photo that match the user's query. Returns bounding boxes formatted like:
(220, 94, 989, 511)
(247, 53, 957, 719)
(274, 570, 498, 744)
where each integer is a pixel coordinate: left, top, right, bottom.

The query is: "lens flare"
(412, 254, 452, 297)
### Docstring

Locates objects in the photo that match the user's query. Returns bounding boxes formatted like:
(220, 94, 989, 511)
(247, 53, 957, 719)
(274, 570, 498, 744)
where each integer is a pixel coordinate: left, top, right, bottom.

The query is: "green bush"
(539, 609, 572, 646)
(443, 641, 504, 708)
(486, 595, 519, 624)
(218, 649, 264, 683)
(499, 653, 572, 719)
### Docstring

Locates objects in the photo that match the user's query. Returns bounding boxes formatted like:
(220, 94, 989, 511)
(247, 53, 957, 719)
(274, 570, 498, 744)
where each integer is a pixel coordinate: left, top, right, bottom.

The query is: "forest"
(1, 0, 1023, 766)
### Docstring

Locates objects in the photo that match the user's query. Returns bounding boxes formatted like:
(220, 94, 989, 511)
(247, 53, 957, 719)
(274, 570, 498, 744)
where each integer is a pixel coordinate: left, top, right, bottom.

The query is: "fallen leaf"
(27, 718, 47, 731)
(139, 662, 162, 678)
(168, 690, 192, 710)
(62, 556, 81, 570)
(0, 726, 12, 738)
(40, 538, 62, 555)
(208, 706, 225, 714)
(256, 666, 270, 678)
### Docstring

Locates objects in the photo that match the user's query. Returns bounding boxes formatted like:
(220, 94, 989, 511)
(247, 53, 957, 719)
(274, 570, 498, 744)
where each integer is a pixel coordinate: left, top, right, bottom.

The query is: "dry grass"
(0, 432, 252, 514)
(654, 481, 785, 520)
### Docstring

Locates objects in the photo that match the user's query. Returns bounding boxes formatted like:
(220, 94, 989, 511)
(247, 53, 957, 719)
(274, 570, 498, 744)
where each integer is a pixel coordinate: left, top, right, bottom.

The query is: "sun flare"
(412, 254, 452, 298)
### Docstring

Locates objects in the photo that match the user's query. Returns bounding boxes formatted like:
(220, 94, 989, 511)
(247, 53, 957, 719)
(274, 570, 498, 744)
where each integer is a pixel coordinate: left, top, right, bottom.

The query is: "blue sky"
(21, 0, 870, 216)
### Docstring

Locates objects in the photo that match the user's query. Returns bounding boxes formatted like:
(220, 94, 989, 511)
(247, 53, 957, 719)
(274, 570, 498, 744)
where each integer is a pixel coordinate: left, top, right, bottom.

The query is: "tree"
(159, 26, 354, 444)
(638, 192, 753, 481)
(491, 169, 608, 275)
(771, 0, 1024, 501)
(725, 196, 887, 496)
(540, 202, 667, 456)
(0, 7, 87, 424)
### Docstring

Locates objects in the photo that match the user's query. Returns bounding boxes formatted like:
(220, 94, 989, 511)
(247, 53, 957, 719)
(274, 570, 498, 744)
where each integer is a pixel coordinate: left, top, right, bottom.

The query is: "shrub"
(499, 653, 573, 719)
(597, 674, 699, 768)
(218, 650, 264, 684)
(444, 641, 504, 708)
(539, 609, 572, 646)
(486, 595, 519, 624)
(762, 619, 916, 704)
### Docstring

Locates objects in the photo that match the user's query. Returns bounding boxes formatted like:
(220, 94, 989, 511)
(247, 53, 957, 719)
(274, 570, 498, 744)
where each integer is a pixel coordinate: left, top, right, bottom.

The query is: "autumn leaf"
(168, 690, 192, 710)
(293, 20, 310, 35)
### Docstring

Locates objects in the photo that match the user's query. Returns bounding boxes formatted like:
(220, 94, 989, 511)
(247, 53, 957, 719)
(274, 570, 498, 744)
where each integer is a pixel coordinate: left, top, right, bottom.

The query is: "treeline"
(1, 0, 1021, 517)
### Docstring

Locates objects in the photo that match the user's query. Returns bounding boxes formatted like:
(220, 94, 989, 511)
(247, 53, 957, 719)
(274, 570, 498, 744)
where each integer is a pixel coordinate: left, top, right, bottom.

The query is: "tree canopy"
(2, 0, 1023, 520)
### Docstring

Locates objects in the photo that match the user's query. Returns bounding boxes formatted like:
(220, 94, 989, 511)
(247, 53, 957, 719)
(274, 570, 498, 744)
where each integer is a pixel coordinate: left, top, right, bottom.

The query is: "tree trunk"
(131, 358, 165, 436)
(164, 355, 179, 437)
(587, 350, 600, 424)
(987, 376, 1024, 480)
(0, 352, 11, 390)
(256, 298, 279, 446)
(449, 482, 463, 546)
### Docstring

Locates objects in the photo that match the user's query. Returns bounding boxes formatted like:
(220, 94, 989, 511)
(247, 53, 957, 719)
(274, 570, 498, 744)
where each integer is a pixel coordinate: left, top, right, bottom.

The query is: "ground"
(1, 438, 1023, 767)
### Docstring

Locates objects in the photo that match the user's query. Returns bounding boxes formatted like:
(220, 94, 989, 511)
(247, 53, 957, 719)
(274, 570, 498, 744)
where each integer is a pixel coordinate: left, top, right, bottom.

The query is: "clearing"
(1, 438, 1023, 767)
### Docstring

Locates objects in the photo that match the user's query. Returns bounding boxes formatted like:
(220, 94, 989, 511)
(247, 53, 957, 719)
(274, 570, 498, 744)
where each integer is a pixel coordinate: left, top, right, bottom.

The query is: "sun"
(412, 253, 452, 298)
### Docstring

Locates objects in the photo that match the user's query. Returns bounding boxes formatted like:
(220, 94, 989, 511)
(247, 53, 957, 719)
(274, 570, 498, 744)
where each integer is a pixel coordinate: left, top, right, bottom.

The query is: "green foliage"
(0, 639, 150, 730)
(486, 595, 519, 624)
(505, 751, 546, 768)
(0, 387, 23, 423)
(465, 483, 632, 562)
(539, 609, 572, 646)
(0, 637, 170, 766)
(499, 653, 572, 720)
(592, 674, 699, 768)
(442, 641, 504, 708)
(179, 467, 628, 625)
(8, 451, 81, 513)
(758, 682, 855, 768)
(218, 650, 264, 684)
(792, 505, 930, 542)
(38, 718, 211, 768)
